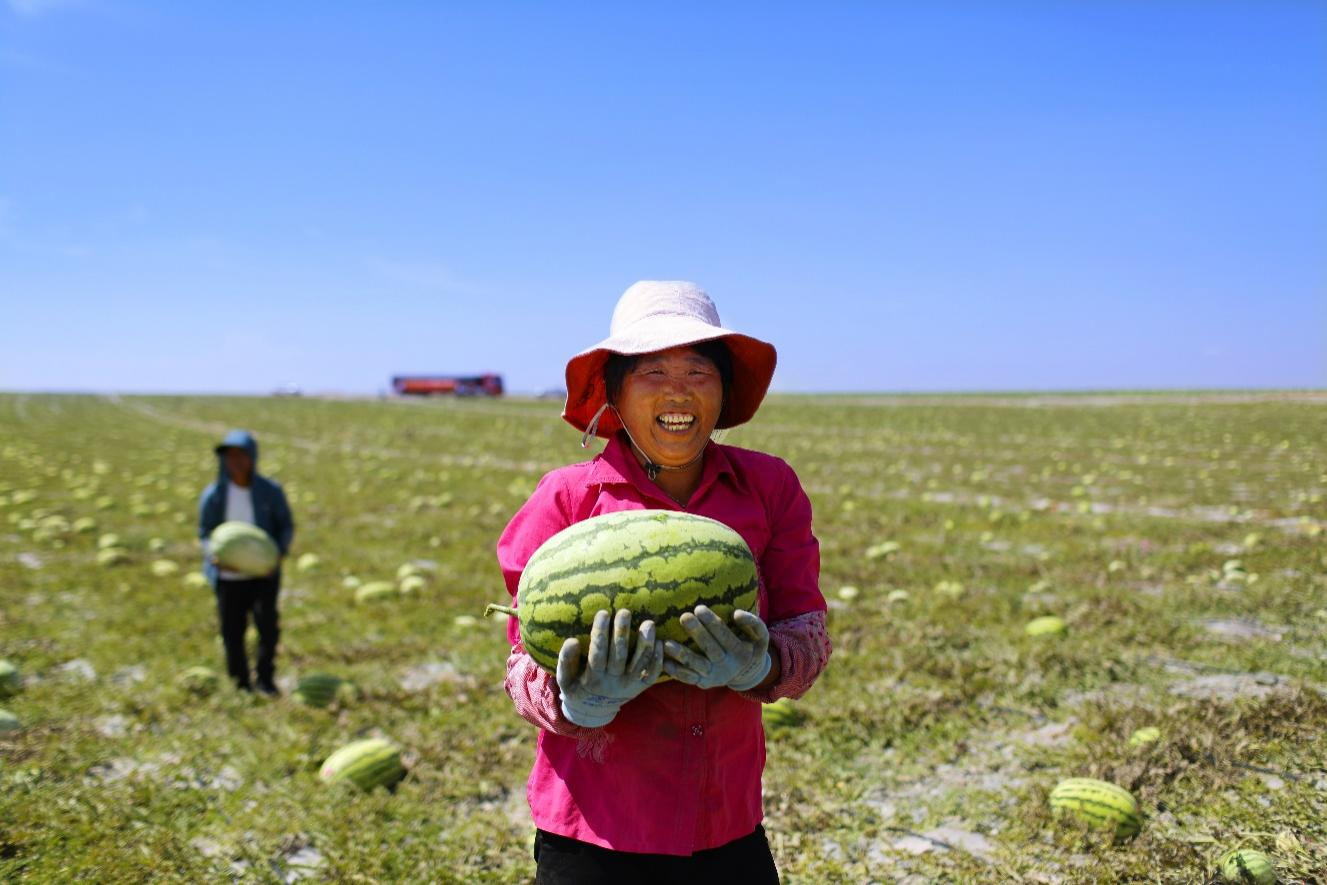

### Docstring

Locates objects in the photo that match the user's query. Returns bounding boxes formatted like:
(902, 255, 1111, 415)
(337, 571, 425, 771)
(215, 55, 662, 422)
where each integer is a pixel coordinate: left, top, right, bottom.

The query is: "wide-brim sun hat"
(563, 281, 777, 439)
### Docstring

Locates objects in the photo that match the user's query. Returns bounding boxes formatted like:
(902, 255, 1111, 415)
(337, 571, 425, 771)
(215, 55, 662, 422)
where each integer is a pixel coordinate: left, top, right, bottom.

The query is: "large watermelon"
(0, 709, 19, 732)
(319, 738, 405, 791)
(1049, 777, 1142, 842)
(210, 521, 279, 577)
(486, 510, 759, 676)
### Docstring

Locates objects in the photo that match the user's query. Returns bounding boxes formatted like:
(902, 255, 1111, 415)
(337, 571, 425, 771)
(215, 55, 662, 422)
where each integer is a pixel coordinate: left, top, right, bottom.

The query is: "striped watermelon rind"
(319, 738, 405, 791)
(493, 511, 760, 676)
(1217, 849, 1276, 884)
(1049, 777, 1142, 842)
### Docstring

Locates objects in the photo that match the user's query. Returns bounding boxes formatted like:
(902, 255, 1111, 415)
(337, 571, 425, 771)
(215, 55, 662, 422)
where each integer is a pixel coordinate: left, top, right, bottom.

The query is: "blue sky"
(2, 1, 1324, 395)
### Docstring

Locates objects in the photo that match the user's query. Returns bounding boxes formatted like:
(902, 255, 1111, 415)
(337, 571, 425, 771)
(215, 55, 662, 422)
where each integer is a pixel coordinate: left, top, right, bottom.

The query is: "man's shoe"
(256, 681, 279, 697)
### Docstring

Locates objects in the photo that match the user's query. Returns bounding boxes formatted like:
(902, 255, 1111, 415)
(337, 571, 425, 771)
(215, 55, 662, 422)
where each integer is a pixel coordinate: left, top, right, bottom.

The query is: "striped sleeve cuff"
(504, 646, 599, 739)
(739, 610, 831, 704)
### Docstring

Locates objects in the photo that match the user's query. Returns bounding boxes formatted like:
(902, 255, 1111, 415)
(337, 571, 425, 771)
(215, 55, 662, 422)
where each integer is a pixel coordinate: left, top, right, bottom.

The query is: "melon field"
(2, 391, 1325, 883)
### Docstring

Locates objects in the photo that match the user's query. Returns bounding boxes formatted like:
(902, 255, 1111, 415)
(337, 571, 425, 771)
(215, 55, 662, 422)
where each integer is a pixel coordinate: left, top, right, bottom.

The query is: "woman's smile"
(656, 411, 696, 432)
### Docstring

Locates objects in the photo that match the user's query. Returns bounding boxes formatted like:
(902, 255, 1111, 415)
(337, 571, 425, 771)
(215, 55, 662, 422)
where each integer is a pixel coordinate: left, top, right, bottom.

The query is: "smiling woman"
(495, 280, 831, 884)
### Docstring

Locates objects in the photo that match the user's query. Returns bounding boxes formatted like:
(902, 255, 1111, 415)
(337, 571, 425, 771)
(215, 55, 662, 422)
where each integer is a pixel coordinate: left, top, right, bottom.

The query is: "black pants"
(215, 575, 279, 690)
(533, 826, 779, 885)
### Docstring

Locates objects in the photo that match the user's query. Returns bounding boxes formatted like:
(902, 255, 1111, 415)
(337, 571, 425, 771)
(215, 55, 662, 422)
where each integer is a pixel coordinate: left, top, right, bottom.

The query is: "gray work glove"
(556, 609, 664, 728)
(662, 605, 772, 691)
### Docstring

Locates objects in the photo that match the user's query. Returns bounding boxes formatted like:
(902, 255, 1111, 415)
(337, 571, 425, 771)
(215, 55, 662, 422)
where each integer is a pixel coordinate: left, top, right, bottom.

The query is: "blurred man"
(197, 430, 295, 695)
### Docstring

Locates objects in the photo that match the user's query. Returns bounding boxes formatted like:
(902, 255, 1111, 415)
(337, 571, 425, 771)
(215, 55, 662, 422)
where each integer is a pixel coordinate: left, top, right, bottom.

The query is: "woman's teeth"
(657, 413, 695, 431)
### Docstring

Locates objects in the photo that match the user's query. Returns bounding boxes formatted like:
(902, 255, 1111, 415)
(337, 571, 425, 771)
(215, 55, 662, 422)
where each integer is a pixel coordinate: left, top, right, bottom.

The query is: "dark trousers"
(533, 825, 779, 885)
(215, 575, 280, 690)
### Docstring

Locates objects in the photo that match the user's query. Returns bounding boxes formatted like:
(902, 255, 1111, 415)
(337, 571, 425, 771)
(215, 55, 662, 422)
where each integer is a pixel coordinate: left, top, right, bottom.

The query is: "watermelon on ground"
(1049, 777, 1142, 843)
(293, 673, 350, 708)
(97, 547, 131, 567)
(177, 665, 220, 695)
(1128, 726, 1162, 747)
(1025, 615, 1067, 637)
(319, 738, 405, 791)
(150, 559, 180, 577)
(355, 581, 398, 604)
(1217, 849, 1276, 884)
(0, 660, 20, 698)
(399, 575, 428, 595)
(397, 562, 429, 581)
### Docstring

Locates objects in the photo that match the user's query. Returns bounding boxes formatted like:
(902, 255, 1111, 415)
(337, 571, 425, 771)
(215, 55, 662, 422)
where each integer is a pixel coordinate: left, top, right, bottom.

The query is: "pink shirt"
(496, 435, 830, 856)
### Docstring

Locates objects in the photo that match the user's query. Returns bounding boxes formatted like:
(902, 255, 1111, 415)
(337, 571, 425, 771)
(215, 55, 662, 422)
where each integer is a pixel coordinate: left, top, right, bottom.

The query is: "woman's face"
(615, 346, 724, 468)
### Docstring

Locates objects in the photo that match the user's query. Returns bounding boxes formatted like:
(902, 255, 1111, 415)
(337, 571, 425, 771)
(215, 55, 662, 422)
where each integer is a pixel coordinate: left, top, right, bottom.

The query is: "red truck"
(391, 374, 504, 397)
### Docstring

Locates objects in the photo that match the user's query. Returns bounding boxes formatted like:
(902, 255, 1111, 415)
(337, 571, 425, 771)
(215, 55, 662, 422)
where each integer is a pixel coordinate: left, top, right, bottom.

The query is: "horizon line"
(2, 386, 1325, 399)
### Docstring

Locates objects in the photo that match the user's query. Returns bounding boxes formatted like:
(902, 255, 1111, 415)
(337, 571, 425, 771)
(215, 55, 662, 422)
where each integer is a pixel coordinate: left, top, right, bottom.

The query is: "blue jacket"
(198, 429, 295, 587)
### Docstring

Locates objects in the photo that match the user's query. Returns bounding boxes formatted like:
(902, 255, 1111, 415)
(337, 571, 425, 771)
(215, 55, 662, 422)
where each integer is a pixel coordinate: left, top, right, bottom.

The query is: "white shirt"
(225, 483, 255, 525)
(218, 483, 256, 581)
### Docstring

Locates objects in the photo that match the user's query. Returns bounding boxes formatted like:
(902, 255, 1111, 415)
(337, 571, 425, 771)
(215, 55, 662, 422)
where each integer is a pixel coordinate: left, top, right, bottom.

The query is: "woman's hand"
(556, 609, 664, 728)
(662, 606, 771, 691)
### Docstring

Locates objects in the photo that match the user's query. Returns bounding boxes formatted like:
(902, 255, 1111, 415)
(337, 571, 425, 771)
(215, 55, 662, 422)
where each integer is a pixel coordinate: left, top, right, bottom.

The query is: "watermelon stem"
(484, 604, 517, 619)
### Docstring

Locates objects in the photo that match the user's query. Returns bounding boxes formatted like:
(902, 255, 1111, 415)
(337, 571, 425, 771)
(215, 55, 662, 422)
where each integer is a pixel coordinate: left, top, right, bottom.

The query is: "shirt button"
(691, 725, 704, 737)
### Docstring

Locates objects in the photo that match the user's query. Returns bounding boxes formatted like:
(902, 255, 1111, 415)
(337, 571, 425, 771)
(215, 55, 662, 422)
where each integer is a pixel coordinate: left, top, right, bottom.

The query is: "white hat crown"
(609, 281, 721, 337)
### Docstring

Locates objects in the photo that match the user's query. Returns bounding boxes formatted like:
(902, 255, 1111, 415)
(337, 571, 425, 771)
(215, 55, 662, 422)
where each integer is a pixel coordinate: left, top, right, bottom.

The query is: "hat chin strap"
(582, 402, 707, 481)
(580, 402, 611, 448)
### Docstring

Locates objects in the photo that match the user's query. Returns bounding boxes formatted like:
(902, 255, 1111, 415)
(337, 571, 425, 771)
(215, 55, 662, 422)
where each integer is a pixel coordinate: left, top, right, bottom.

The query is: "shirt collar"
(585, 434, 747, 500)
